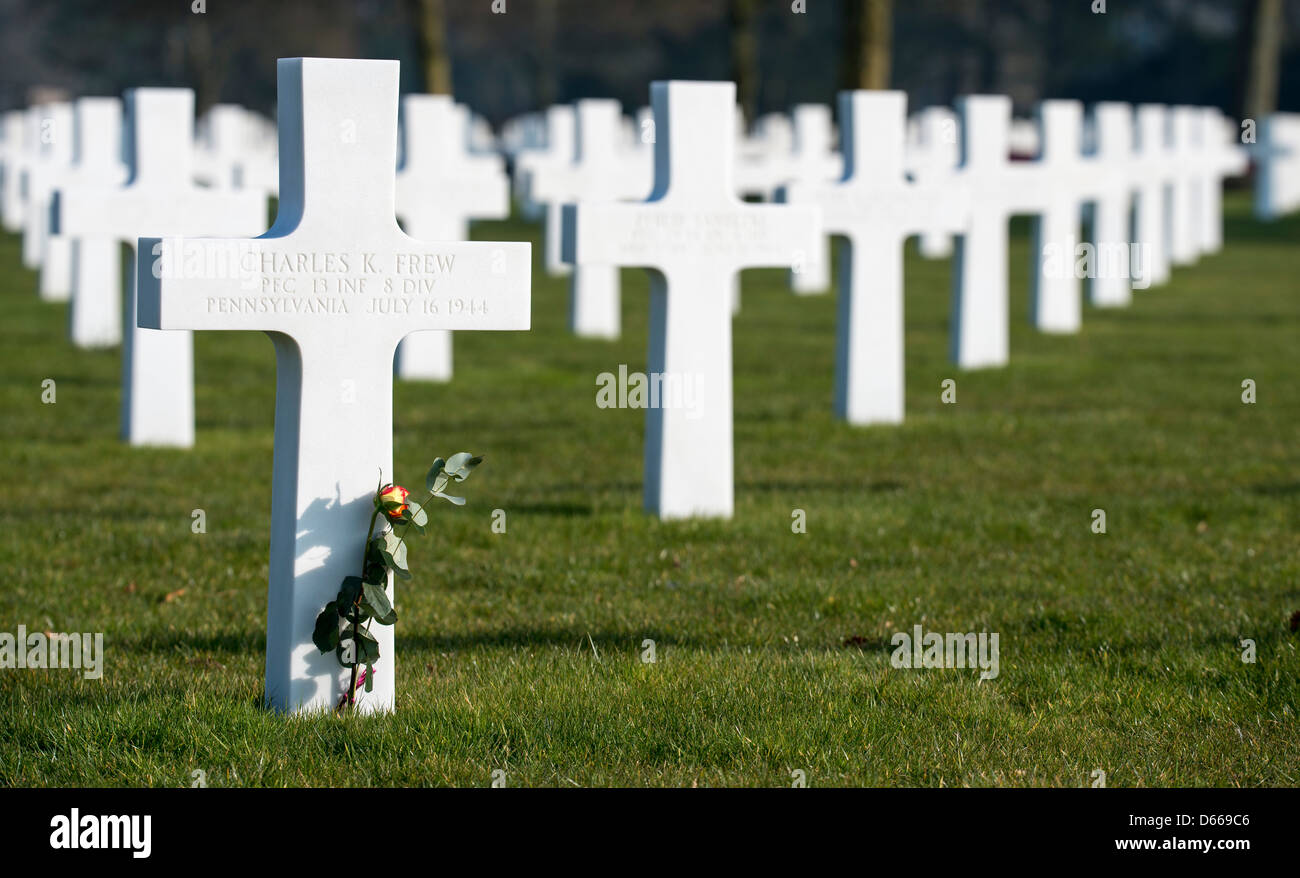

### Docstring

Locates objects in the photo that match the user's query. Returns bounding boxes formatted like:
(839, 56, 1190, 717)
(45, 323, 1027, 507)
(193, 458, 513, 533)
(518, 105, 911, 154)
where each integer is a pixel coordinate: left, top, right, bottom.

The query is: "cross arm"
(53, 186, 265, 243)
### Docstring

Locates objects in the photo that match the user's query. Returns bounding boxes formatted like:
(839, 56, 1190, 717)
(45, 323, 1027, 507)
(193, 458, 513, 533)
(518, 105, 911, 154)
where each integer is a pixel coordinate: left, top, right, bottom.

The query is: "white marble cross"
(195, 104, 252, 189)
(1195, 107, 1248, 255)
(59, 96, 129, 347)
(1253, 112, 1300, 221)
(53, 88, 267, 446)
(0, 109, 31, 232)
(1133, 104, 1174, 287)
(1026, 100, 1092, 335)
(949, 95, 1027, 369)
(786, 103, 842, 295)
(393, 93, 510, 380)
(137, 58, 531, 714)
(565, 80, 819, 519)
(783, 90, 968, 426)
(516, 104, 575, 268)
(1167, 105, 1204, 267)
(536, 98, 652, 339)
(22, 102, 74, 300)
(734, 112, 796, 198)
(907, 106, 961, 259)
(1083, 102, 1139, 308)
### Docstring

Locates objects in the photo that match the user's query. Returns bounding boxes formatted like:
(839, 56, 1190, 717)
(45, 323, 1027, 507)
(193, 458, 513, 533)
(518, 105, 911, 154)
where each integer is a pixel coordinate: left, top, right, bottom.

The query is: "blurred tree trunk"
(535, 0, 559, 109)
(410, 0, 452, 95)
(1240, 0, 1282, 121)
(186, 16, 229, 114)
(840, 0, 893, 90)
(729, 0, 759, 121)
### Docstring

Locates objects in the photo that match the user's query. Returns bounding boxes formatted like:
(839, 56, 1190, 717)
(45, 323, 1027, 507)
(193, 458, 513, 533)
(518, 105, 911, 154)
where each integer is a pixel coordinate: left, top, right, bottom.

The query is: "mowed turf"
(0, 192, 1296, 787)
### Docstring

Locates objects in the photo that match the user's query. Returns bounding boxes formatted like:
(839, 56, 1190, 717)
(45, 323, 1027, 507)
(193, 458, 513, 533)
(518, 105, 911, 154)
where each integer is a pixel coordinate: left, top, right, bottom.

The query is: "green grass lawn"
(0, 192, 1296, 787)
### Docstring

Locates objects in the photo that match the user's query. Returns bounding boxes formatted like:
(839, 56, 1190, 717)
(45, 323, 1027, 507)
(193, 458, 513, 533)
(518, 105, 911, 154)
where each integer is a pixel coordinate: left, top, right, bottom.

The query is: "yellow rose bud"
(378, 484, 410, 521)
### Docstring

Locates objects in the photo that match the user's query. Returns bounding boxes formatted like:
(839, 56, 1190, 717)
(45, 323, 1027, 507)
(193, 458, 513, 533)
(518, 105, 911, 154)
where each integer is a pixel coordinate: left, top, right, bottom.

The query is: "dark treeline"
(0, 0, 1295, 122)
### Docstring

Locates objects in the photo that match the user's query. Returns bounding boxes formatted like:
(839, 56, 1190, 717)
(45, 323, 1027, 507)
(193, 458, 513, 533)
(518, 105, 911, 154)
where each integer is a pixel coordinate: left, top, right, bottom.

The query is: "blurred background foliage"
(0, 0, 1294, 123)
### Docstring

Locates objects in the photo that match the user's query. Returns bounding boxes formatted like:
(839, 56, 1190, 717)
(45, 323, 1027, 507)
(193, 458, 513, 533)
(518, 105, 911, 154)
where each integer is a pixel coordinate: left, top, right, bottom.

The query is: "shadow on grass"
(1250, 481, 1300, 497)
(507, 500, 595, 517)
(400, 626, 686, 653)
(745, 478, 906, 494)
(111, 625, 686, 657)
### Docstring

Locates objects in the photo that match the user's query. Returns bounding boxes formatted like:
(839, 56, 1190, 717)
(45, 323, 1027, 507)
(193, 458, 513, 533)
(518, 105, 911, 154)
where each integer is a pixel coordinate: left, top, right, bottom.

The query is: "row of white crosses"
(55, 90, 268, 447)
(0, 83, 513, 461)
(558, 87, 1251, 524)
(0, 69, 1259, 714)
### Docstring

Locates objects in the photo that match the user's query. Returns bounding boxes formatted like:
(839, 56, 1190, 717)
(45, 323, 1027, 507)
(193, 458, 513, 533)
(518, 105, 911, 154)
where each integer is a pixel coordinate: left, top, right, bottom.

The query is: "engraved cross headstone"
(1167, 105, 1203, 267)
(565, 80, 819, 519)
(949, 95, 1078, 367)
(949, 95, 1021, 369)
(784, 91, 968, 425)
(0, 109, 31, 232)
(908, 106, 961, 259)
(1026, 100, 1091, 335)
(23, 101, 74, 300)
(1131, 104, 1174, 288)
(786, 103, 842, 295)
(1085, 102, 1140, 308)
(136, 58, 531, 714)
(1194, 107, 1248, 254)
(1253, 112, 1300, 221)
(60, 96, 129, 347)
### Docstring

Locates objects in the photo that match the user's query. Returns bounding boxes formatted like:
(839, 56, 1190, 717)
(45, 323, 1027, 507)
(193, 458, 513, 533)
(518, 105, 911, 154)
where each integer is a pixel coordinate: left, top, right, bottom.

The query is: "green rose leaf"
(445, 452, 483, 482)
(362, 581, 398, 626)
(313, 602, 340, 654)
(432, 491, 467, 506)
(337, 626, 380, 668)
(363, 541, 388, 584)
(425, 458, 446, 493)
(364, 663, 375, 693)
(338, 575, 364, 610)
(379, 530, 411, 579)
(355, 628, 380, 665)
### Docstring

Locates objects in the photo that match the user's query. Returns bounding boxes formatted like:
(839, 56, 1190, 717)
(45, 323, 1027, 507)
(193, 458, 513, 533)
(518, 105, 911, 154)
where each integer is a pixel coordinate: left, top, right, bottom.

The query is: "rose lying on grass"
(312, 452, 483, 711)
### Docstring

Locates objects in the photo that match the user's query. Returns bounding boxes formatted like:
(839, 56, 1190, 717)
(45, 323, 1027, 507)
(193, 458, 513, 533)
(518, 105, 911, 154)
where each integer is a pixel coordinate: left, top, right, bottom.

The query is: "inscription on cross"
(137, 58, 531, 713)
